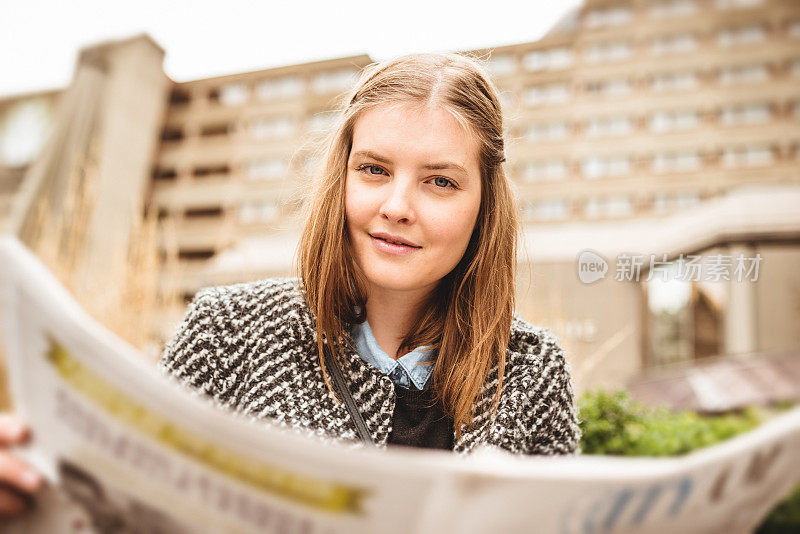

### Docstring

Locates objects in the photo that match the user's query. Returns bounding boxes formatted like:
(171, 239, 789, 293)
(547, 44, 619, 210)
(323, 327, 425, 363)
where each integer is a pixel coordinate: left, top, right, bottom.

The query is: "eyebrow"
(350, 150, 469, 176)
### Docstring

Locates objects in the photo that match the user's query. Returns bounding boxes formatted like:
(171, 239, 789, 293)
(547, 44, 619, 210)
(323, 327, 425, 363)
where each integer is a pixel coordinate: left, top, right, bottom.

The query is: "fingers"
(0, 450, 41, 519)
(0, 415, 30, 447)
(0, 452, 43, 496)
(0, 414, 41, 519)
(0, 486, 29, 517)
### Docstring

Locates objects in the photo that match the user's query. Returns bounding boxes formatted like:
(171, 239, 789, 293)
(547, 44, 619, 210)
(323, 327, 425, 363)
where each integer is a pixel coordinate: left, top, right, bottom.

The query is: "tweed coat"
(159, 277, 581, 455)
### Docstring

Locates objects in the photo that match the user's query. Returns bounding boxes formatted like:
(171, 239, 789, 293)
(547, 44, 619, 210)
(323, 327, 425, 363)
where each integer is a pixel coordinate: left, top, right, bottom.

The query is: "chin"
(364, 271, 435, 293)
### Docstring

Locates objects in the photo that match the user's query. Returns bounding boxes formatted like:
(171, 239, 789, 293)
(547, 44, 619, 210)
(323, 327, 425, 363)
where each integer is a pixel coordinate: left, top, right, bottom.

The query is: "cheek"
(425, 203, 479, 250)
(344, 175, 369, 228)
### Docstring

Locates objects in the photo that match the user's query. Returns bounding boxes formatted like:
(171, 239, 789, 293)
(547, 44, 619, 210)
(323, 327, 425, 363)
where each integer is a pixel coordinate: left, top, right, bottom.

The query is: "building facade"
(1, 0, 799, 394)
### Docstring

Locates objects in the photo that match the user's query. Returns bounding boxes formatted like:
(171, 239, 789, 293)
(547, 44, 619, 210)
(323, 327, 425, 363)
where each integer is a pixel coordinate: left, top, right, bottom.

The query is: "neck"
(365, 283, 434, 360)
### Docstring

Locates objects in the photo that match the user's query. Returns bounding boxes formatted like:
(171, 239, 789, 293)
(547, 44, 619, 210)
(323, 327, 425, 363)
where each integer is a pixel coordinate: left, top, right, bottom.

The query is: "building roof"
(628, 350, 800, 413)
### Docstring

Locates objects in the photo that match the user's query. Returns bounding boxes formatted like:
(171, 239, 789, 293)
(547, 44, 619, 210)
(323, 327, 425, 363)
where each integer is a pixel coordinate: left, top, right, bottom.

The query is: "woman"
(161, 52, 581, 454)
(0, 52, 580, 519)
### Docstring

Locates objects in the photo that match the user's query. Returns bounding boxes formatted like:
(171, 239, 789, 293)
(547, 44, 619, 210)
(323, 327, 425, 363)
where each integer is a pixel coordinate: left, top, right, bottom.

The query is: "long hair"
(297, 53, 520, 438)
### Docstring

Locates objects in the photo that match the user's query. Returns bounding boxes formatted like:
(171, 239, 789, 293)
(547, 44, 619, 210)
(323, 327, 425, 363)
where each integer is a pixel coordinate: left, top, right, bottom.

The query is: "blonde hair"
(296, 52, 520, 438)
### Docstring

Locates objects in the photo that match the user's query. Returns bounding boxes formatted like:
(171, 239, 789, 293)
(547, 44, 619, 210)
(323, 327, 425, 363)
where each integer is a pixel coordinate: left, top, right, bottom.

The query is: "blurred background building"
(1, 0, 799, 408)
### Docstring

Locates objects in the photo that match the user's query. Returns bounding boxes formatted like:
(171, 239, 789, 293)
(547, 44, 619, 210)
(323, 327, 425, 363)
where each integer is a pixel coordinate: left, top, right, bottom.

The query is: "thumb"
(0, 415, 30, 447)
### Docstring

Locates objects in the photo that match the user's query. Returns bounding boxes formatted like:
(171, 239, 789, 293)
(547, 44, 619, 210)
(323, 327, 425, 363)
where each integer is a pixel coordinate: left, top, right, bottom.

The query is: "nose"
(379, 176, 416, 224)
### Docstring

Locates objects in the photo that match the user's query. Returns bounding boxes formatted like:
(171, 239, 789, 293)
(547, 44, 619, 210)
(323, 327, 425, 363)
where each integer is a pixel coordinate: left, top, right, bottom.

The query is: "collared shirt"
(350, 320, 436, 390)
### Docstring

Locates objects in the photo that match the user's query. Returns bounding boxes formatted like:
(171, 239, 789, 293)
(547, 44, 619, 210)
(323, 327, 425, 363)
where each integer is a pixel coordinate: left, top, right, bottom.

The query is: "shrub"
(578, 389, 761, 456)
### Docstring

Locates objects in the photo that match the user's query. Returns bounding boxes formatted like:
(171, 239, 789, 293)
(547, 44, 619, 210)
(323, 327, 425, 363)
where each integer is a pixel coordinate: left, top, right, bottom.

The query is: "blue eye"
(358, 164, 386, 175)
(432, 176, 455, 189)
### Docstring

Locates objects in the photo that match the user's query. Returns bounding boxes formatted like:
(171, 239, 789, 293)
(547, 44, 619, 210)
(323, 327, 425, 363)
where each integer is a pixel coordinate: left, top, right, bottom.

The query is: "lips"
(369, 232, 421, 248)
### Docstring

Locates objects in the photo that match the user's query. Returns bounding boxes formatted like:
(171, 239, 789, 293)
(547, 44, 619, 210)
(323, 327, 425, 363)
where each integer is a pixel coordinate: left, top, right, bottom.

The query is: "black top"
(387, 385, 454, 451)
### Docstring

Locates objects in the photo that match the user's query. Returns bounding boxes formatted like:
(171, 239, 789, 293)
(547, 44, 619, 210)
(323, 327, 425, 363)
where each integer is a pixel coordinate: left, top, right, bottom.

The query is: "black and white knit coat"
(159, 277, 581, 455)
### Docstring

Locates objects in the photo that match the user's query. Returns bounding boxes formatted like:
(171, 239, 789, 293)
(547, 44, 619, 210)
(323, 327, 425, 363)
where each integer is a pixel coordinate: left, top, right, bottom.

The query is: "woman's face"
(345, 102, 482, 297)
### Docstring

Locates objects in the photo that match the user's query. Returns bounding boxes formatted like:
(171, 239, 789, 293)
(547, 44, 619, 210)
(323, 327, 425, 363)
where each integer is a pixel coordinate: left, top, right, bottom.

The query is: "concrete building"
(1, 0, 798, 398)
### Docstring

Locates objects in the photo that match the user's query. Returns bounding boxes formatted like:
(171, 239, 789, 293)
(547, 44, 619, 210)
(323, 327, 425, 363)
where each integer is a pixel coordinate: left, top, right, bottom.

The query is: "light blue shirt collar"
(350, 320, 436, 390)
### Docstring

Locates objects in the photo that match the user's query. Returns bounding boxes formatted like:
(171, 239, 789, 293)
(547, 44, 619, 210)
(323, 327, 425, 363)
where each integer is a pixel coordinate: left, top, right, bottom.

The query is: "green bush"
(577, 389, 799, 531)
(578, 389, 761, 456)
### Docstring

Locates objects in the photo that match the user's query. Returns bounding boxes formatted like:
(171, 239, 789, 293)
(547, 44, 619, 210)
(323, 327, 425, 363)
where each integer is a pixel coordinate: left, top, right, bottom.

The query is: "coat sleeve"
(158, 287, 237, 407)
(520, 329, 582, 455)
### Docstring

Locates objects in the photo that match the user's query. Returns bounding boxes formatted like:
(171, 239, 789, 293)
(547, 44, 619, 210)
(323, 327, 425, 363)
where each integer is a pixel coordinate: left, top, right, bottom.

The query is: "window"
(649, 0, 696, 18)
(161, 126, 184, 142)
(523, 84, 570, 106)
(720, 103, 770, 125)
(487, 54, 517, 76)
(311, 68, 358, 94)
(256, 76, 304, 101)
(722, 146, 774, 167)
(584, 196, 633, 218)
(200, 123, 231, 137)
(178, 249, 215, 261)
(192, 164, 230, 177)
(185, 206, 223, 218)
(239, 201, 279, 223)
(586, 79, 632, 98)
(651, 34, 696, 56)
(169, 90, 190, 106)
(218, 83, 249, 106)
(584, 7, 632, 28)
(581, 156, 631, 179)
(152, 167, 177, 181)
(522, 48, 573, 71)
(584, 117, 632, 138)
(521, 160, 568, 182)
(0, 98, 53, 166)
(717, 25, 766, 47)
(584, 42, 632, 64)
(523, 199, 569, 221)
(653, 191, 701, 213)
(250, 116, 296, 139)
(649, 110, 699, 133)
(247, 158, 288, 180)
(652, 152, 701, 173)
(307, 111, 339, 132)
(523, 122, 569, 142)
(719, 64, 768, 85)
(651, 72, 697, 92)
(715, 0, 763, 9)
(498, 91, 515, 109)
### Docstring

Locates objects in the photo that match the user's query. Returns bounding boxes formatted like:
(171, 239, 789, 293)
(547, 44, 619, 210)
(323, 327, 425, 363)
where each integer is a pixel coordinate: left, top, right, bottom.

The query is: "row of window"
(522, 192, 701, 221)
(585, 0, 764, 29)
(161, 110, 339, 144)
(518, 146, 781, 182)
(488, 21, 800, 76)
(166, 20, 799, 108)
(521, 102, 799, 141)
(518, 61, 800, 106)
(163, 97, 796, 146)
(154, 156, 291, 182)
(169, 67, 360, 107)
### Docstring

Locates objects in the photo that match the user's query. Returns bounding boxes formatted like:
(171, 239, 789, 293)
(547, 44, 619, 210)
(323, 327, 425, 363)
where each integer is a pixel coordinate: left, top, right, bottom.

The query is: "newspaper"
(0, 234, 798, 534)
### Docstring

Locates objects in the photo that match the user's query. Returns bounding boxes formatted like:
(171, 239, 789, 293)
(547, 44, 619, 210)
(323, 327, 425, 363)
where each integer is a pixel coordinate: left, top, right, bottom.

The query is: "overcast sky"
(0, 0, 581, 98)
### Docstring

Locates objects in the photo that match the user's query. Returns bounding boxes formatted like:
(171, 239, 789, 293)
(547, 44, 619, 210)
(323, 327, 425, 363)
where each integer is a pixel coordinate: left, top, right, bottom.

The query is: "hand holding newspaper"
(0, 235, 798, 534)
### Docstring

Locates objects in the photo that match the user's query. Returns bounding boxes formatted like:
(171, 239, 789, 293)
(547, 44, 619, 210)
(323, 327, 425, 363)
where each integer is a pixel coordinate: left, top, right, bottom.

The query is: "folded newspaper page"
(0, 235, 798, 534)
